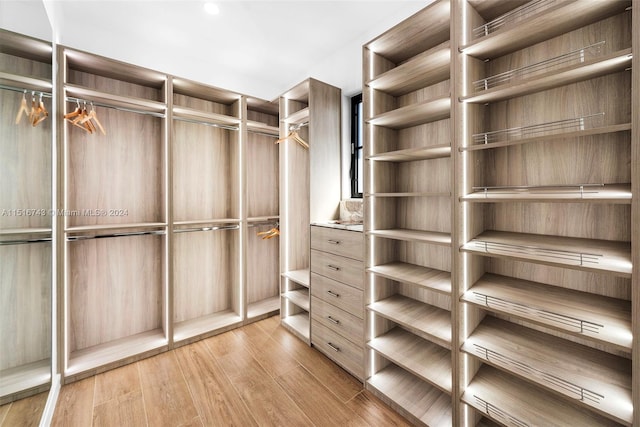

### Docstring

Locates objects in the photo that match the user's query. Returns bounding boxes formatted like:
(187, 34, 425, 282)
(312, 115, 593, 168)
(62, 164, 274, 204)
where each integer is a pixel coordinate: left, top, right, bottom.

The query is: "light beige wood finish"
(367, 364, 452, 427)
(463, 273, 631, 351)
(0, 30, 53, 406)
(632, 0, 640, 421)
(246, 223, 279, 318)
(463, 365, 621, 427)
(311, 297, 364, 345)
(368, 327, 452, 393)
(368, 295, 451, 350)
(367, 262, 451, 295)
(462, 183, 631, 203)
(311, 322, 364, 380)
(464, 316, 631, 425)
(282, 268, 309, 288)
(311, 273, 364, 318)
(0, 391, 47, 427)
(368, 96, 450, 130)
(282, 289, 309, 311)
(311, 226, 364, 261)
(369, 229, 451, 246)
(310, 249, 364, 290)
(281, 313, 310, 342)
(368, 143, 451, 162)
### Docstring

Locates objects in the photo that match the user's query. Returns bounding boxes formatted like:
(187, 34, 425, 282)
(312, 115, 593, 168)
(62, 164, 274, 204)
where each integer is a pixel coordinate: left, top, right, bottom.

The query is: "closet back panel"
(0, 51, 51, 79)
(173, 229, 240, 322)
(0, 242, 51, 370)
(172, 121, 238, 221)
(0, 67, 51, 230)
(247, 110, 278, 219)
(246, 224, 279, 304)
(66, 110, 164, 227)
(67, 70, 163, 102)
(67, 234, 163, 351)
(173, 93, 236, 116)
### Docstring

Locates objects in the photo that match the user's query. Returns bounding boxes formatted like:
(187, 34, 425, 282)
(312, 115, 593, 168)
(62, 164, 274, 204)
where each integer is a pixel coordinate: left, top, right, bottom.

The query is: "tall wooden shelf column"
(278, 78, 341, 343)
(454, 0, 635, 426)
(363, 1, 455, 425)
(0, 29, 53, 404)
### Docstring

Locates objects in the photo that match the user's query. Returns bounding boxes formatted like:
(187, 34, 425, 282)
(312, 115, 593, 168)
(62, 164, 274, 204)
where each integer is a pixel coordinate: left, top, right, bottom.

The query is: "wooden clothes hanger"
(14, 91, 30, 125)
(257, 226, 280, 240)
(31, 92, 49, 127)
(276, 125, 309, 149)
(65, 101, 106, 135)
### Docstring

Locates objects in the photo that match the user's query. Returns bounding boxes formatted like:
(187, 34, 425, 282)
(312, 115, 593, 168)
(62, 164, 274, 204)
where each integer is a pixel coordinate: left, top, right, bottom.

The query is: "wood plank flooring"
(43, 315, 411, 426)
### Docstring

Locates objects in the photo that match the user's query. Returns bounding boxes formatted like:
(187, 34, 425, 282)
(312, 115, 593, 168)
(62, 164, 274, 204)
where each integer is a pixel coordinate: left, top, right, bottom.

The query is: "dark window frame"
(350, 93, 363, 198)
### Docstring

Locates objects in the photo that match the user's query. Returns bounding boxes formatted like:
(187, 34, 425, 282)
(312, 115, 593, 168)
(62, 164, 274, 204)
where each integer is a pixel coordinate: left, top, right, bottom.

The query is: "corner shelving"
(364, 1, 454, 424)
(456, 0, 634, 426)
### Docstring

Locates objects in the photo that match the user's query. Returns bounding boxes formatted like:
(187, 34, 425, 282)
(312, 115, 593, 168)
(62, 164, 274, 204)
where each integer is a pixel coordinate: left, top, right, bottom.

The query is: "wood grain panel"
(173, 229, 239, 322)
(0, 51, 51, 79)
(173, 121, 238, 221)
(311, 274, 364, 317)
(92, 391, 147, 427)
(51, 376, 95, 427)
(311, 226, 363, 261)
(66, 109, 163, 226)
(311, 250, 364, 289)
(138, 352, 199, 427)
(275, 365, 368, 426)
(247, 110, 278, 218)
(93, 363, 141, 405)
(68, 234, 162, 351)
(311, 296, 364, 345)
(0, 90, 51, 230)
(67, 70, 161, 101)
(0, 391, 47, 427)
(345, 390, 413, 427)
(246, 224, 279, 305)
(174, 341, 257, 427)
(0, 243, 51, 370)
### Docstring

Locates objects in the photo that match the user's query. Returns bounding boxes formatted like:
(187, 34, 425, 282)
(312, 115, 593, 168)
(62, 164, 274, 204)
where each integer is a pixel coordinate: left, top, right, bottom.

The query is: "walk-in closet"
(0, 0, 637, 426)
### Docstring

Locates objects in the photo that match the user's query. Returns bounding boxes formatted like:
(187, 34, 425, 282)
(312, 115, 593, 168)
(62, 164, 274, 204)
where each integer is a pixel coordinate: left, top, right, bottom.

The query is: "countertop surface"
(311, 221, 363, 232)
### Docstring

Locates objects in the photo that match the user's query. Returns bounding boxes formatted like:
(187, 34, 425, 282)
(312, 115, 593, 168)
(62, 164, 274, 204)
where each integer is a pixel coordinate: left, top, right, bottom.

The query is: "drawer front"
(311, 296, 364, 344)
(311, 273, 363, 319)
(310, 226, 363, 261)
(311, 322, 364, 380)
(311, 250, 364, 290)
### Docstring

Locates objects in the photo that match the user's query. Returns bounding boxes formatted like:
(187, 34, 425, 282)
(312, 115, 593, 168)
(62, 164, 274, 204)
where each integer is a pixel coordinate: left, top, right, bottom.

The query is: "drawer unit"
(311, 226, 363, 261)
(311, 322, 364, 380)
(311, 273, 364, 318)
(311, 297, 364, 345)
(310, 249, 364, 290)
(310, 225, 364, 380)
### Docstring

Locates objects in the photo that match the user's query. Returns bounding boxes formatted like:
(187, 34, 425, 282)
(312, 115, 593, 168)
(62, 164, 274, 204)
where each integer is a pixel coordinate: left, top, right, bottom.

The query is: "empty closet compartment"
(65, 231, 166, 379)
(173, 225, 241, 342)
(0, 241, 51, 403)
(246, 221, 279, 320)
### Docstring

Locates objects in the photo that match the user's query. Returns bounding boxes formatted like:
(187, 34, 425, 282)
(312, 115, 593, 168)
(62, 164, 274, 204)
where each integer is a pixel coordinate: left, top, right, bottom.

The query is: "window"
(350, 93, 363, 198)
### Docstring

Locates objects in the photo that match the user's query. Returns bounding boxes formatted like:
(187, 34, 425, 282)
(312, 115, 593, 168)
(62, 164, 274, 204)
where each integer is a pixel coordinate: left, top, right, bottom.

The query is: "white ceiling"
(1, 0, 427, 100)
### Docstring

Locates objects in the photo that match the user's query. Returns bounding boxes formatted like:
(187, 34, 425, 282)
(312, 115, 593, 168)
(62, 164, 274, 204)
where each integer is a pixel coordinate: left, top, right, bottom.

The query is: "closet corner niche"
(278, 78, 341, 344)
(0, 29, 53, 405)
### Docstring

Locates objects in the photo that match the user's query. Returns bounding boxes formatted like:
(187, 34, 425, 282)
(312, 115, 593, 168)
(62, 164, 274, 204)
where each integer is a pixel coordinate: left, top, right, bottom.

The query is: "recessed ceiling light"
(204, 2, 219, 15)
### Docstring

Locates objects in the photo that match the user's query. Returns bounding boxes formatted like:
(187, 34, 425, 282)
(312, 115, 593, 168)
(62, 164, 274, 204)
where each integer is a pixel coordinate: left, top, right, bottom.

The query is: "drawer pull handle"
(327, 264, 341, 271)
(328, 239, 341, 245)
(326, 290, 340, 298)
(327, 316, 340, 325)
(327, 342, 340, 352)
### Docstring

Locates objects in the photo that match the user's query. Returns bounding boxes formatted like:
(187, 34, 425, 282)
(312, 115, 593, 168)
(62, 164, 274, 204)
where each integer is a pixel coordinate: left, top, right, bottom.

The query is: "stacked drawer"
(310, 225, 364, 380)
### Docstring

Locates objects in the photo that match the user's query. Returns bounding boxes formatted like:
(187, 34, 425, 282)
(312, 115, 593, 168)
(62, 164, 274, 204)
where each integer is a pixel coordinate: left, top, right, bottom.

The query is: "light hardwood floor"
(28, 315, 409, 427)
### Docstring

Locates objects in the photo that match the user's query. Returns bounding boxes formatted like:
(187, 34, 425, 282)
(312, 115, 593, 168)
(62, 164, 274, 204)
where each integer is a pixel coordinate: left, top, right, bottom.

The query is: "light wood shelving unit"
(363, 1, 455, 425)
(0, 30, 53, 405)
(454, 0, 635, 426)
(279, 78, 341, 343)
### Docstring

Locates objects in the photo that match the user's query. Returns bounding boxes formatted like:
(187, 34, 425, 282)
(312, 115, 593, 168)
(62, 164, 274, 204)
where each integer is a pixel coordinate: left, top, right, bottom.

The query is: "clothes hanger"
(15, 90, 30, 125)
(31, 92, 49, 127)
(79, 102, 106, 135)
(257, 226, 280, 239)
(275, 126, 309, 149)
(64, 100, 82, 120)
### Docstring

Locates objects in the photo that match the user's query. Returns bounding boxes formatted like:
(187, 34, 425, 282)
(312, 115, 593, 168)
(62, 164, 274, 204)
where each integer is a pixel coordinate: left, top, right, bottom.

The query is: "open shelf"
(367, 363, 452, 427)
(463, 316, 631, 425)
(0, 71, 52, 93)
(247, 120, 279, 136)
(368, 96, 450, 130)
(463, 273, 631, 351)
(464, 365, 626, 427)
(282, 289, 309, 311)
(461, 230, 631, 277)
(368, 295, 451, 349)
(368, 327, 451, 393)
(0, 359, 50, 400)
(282, 107, 309, 125)
(461, 1, 630, 59)
(281, 312, 310, 342)
(461, 49, 632, 104)
(367, 262, 451, 295)
(282, 268, 310, 288)
(173, 105, 241, 127)
(173, 310, 242, 343)
(367, 192, 451, 198)
(462, 183, 631, 203)
(368, 229, 451, 247)
(367, 41, 450, 96)
(367, 144, 451, 162)
(64, 84, 166, 115)
(67, 329, 167, 377)
(247, 296, 280, 319)
(65, 222, 166, 234)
